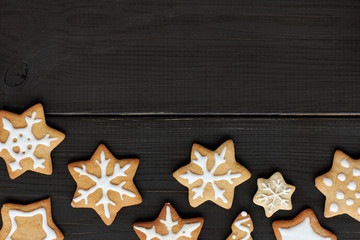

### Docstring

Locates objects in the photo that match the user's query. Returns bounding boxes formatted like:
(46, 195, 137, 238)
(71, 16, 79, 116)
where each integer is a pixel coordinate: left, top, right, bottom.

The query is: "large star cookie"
(226, 211, 253, 240)
(0, 104, 65, 179)
(272, 209, 337, 240)
(68, 144, 142, 225)
(315, 150, 360, 221)
(253, 172, 295, 217)
(0, 198, 63, 240)
(133, 203, 203, 240)
(173, 140, 251, 209)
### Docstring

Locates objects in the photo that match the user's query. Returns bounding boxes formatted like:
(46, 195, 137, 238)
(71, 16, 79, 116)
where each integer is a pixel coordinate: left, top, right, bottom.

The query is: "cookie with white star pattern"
(0, 104, 65, 179)
(68, 144, 142, 225)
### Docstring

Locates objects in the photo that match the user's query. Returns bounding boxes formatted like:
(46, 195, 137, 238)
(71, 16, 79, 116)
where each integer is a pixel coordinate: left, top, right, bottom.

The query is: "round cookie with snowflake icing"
(315, 150, 360, 221)
(0, 104, 65, 179)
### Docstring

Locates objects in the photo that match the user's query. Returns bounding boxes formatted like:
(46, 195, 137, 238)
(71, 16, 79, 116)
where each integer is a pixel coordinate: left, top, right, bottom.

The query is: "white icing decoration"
(323, 178, 332, 187)
(347, 181, 356, 191)
(340, 158, 350, 168)
(241, 211, 247, 217)
(0, 112, 57, 171)
(336, 191, 344, 199)
(355, 193, 360, 199)
(330, 203, 338, 212)
(278, 217, 331, 240)
(179, 146, 241, 203)
(358, 207, 360, 215)
(346, 199, 354, 206)
(73, 151, 136, 219)
(233, 212, 252, 240)
(337, 173, 346, 181)
(6, 208, 57, 240)
(134, 205, 201, 240)
(353, 168, 360, 177)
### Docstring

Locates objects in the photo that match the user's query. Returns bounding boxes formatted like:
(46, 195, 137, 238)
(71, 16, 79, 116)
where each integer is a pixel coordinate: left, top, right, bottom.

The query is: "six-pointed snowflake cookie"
(315, 150, 360, 221)
(0, 198, 64, 240)
(173, 140, 251, 209)
(226, 211, 253, 240)
(133, 203, 203, 240)
(272, 209, 337, 240)
(0, 104, 65, 179)
(253, 172, 295, 217)
(68, 144, 142, 225)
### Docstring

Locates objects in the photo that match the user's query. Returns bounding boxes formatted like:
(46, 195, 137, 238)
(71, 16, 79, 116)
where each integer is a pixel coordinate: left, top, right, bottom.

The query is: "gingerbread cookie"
(315, 150, 360, 221)
(133, 203, 203, 240)
(226, 211, 253, 240)
(272, 209, 337, 240)
(0, 104, 65, 179)
(0, 198, 64, 240)
(253, 172, 295, 217)
(173, 140, 251, 209)
(68, 144, 142, 225)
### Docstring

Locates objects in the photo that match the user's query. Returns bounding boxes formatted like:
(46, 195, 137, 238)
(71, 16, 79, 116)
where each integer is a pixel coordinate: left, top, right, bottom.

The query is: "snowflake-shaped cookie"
(133, 203, 203, 240)
(173, 140, 251, 209)
(253, 172, 295, 217)
(68, 144, 142, 225)
(0, 104, 65, 179)
(315, 150, 360, 221)
(226, 211, 253, 240)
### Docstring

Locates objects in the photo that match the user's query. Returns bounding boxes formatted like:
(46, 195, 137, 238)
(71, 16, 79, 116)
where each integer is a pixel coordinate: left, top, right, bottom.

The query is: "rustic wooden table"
(1, 0, 360, 239)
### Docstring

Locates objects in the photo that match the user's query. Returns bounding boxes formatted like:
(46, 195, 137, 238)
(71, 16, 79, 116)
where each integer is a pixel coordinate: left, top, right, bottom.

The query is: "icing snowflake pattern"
(72, 150, 136, 219)
(180, 146, 242, 203)
(0, 111, 57, 171)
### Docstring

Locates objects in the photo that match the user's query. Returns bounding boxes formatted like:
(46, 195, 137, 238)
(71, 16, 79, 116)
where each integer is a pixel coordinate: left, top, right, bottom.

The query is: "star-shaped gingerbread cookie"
(0, 198, 64, 240)
(173, 140, 251, 209)
(68, 144, 142, 225)
(226, 211, 253, 240)
(272, 209, 337, 240)
(253, 172, 295, 217)
(133, 203, 204, 240)
(315, 150, 360, 221)
(0, 104, 65, 179)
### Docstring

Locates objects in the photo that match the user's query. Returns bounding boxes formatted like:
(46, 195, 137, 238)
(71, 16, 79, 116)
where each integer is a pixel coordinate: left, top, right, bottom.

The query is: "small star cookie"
(253, 172, 295, 217)
(0, 104, 65, 179)
(272, 209, 337, 240)
(226, 211, 253, 240)
(68, 144, 142, 225)
(133, 203, 204, 240)
(0, 198, 64, 240)
(315, 150, 360, 221)
(173, 140, 251, 209)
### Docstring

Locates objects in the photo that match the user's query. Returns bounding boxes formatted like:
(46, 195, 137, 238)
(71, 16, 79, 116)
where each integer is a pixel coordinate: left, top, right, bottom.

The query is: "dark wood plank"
(0, 116, 360, 239)
(0, 0, 359, 114)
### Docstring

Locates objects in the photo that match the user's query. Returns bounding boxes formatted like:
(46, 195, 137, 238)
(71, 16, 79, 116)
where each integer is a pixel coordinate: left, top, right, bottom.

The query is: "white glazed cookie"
(133, 203, 203, 240)
(315, 150, 360, 221)
(0, 198, 64, 240)
(0, 104, 65, 179)
(226, 211, 253, 240)
(173, 140, 251, 209)
(68, 144, 142, 225)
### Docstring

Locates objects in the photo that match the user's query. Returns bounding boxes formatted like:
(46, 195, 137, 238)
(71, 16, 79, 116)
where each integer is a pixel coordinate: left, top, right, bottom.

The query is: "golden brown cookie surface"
(226, 211, 253, 240)
(173, 140, 251, 209)
(133, 203, 203, 240)
(68, 144, 142, 225)
(0, 104, 65, 179)
(0, 198, 64, 240)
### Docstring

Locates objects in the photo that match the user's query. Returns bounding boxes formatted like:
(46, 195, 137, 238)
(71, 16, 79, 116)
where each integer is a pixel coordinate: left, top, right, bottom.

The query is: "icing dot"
(353, 168, 360, 177)
(347, 181, 356, 191)
(241, 211, 247, 217)
(355, 193, 360, 199)
(336, 191, 344, 199)
(232, 235, 236, 239)
(341, 158, 350, 168)
(337, 173, 346, 181)
(346, 199, 354, 206)
(323, 177, 333, 187)
(330, 203, 338, 212)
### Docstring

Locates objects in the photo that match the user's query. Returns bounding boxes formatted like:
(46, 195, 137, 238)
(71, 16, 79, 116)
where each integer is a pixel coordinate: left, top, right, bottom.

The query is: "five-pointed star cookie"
(0, 104, 65, 179)
(272, 209, 337, 240)
(0, 198, 64, 240)
(315, 150, 360, 221)
(253, 172, 295, 217)
(133, 203, 204, 240)
(173, 139, 251, 209)
(68, 144, 142, 225)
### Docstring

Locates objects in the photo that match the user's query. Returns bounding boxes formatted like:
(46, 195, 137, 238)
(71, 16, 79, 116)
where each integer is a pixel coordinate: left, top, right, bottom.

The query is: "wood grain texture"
(0, 117, 360, 239)
(0, 0, 359, 114)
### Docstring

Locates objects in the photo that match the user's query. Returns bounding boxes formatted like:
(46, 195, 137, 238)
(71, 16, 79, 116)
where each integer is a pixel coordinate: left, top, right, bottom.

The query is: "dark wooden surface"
(1, 0, 360, 239)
